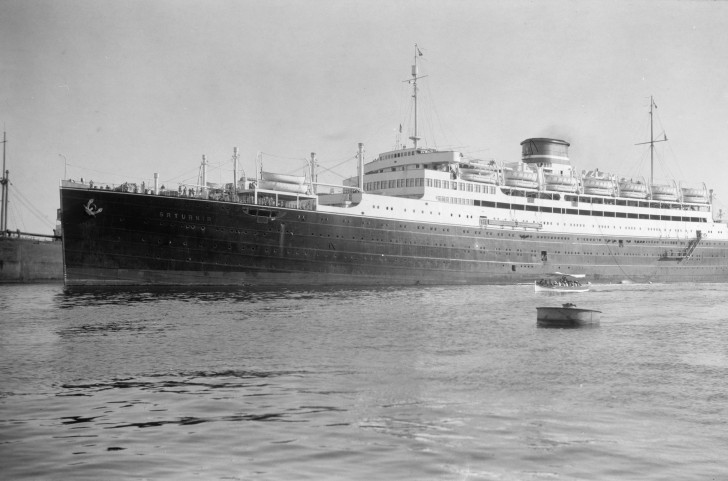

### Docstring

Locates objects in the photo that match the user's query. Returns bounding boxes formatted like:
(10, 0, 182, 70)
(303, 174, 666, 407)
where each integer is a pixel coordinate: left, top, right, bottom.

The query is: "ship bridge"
(365, 148, 461, 174)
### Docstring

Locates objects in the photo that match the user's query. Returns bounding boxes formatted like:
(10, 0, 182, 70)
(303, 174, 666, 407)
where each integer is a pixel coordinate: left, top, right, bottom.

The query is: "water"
(1, 282, 727, 480)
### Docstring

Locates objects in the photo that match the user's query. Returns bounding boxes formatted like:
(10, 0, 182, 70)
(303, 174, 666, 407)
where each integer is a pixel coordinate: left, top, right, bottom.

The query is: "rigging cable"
(6, 181, 55, 231)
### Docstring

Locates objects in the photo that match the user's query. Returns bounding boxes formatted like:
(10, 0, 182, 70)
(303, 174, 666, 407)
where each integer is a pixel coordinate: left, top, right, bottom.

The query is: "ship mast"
(308, 152, 317, 194)
(232, 147, 239, 193)
(1, 131, 7, 235)
(635, 96, 667, 185)
(407, 44, 426, 151)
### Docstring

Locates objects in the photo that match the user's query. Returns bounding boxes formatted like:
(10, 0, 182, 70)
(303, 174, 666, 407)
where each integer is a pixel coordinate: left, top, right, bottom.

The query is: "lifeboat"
(582, 177, 615, 196)
(460, 159, 498, 170)
(505, 169, 538, 189)
(681, 187, 708, 204)
(544, 174, 578, 193)
(259, 171, 309, 193)
(258, 180, 309, 194)
(460, 168, 497, 184)
(651, 184, 678, 202)
(618, 180, 648, 199)
(261, 171, 306, 185)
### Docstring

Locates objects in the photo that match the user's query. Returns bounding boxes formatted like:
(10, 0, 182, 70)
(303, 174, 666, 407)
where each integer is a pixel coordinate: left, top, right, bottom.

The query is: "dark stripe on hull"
(60, 187, 728, 286)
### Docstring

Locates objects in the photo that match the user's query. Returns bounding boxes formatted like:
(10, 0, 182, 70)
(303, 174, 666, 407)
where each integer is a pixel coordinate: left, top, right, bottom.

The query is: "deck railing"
(60, 179, 318, 212)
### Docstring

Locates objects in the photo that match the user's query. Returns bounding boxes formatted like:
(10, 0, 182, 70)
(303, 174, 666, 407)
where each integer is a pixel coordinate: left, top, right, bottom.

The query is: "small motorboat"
(536, 303, 601, 328)
(535, 272, 589, 293)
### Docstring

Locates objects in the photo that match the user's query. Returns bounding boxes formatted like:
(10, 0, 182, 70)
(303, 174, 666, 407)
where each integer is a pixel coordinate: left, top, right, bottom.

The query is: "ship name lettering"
(159, 211, 211, 223)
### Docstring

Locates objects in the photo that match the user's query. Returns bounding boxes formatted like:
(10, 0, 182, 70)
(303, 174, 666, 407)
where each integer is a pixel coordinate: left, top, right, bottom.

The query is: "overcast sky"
(2, 0, 727, 234)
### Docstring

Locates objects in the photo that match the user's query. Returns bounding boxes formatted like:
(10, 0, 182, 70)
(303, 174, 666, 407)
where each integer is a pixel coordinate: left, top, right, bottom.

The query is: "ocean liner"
(59, 51, 728, 286)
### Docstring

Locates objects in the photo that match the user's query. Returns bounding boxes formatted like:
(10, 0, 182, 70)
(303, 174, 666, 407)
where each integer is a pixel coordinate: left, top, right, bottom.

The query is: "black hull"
(60, 186, 728, 286)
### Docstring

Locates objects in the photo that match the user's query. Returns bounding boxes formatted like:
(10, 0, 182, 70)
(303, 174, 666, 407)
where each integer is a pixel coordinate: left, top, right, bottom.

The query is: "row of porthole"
(142, 225, 712, 253)
(145, 234, 477, 252)
(373, 204, 479, 220)
(159, 221, 278, 240)
(161, 221, 207, 232)
(142, 231, 691, 256)
(150, 242, 510, 261)
(162, 213, 709, 243)
(144, 247, 715, 267)
(145, 250, 720, 269)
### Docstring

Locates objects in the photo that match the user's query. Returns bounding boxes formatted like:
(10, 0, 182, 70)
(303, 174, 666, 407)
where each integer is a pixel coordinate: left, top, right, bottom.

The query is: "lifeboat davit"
(651, 184, 678, 202)
(545, 174, 578, 193)
(505, 169, 538, 188)
(619, 181, 648, 199)
(681, 187, 708, 204)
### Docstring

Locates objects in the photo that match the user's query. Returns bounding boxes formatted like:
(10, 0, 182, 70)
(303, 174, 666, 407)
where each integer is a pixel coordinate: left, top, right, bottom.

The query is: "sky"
(2, 0, 728, 234)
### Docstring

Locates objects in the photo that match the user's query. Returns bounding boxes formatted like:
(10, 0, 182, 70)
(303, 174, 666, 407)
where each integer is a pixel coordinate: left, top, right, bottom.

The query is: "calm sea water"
(1, 282, 726, 480)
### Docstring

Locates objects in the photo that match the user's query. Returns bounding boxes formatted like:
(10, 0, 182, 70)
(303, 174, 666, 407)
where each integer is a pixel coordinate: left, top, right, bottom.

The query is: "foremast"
(635, 96, 667, 186)
(1, 132, 8, 234)
(406, 44, 426, 151)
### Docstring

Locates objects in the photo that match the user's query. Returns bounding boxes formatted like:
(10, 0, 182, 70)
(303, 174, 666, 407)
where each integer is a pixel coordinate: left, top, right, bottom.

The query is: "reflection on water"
(58, 370, 332, 430)
(57, 284, 413, 307)
(1, 283, 727, 480)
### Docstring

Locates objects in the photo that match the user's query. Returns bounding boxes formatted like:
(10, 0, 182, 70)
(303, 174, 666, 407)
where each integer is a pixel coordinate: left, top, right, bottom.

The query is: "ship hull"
(0, 236, 63, 283)
(537, 306, 601, 328)
(60, 186, 728, 287)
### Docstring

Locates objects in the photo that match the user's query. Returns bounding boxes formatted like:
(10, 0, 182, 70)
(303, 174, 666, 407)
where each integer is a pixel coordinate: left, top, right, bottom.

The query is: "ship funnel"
(520, 138, 570, 166)
(153, 172, 159, 195)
